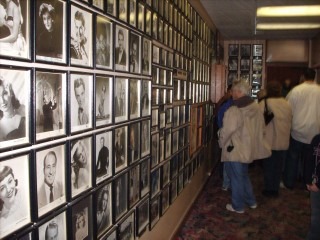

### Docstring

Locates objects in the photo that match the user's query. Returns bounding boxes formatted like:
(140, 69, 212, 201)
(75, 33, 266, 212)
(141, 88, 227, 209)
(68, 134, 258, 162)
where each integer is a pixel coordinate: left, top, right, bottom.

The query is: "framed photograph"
(152, 13, 158, 39)
(140, 158, 150, 197)
(36, 0, 66, 63)
(96, 76, 112, 127)
(159, 112, 165, 129)
(0, 155, 31, 239)
(71, 196, 93, 240)
(99, 226, 117, 240)
(93, 0, 104, 10)
(162, 161, 170, 186)
(141, 80, 151, 116)
(170, 178, 177, 202)
(158, 19, 163, 43)
(118, 211, 135, 240)
(151, 133, 159, 168)
(145, 9, 152, 36)
(240, 58, 250, 71)
(129, 0, 136, 27)
(253, 44, 263, 57)
(228, 72, 238, 85)
(96, 15, 113, 69)
(165, 129, 171, 159)
(114, 126, 128, 174)
(173, 106, 179, 127)
(95, 183, 112, 237)
(253, 58, 263, 72)
(142, 38, 152, 75)
(129, 122, 140, 164)
(0, 0, 30, 59)
(0, 68, 30, 150)
(70, 4, 92, 67)
(172, 130, 178, 154)
(150, 196, 160, 229)
(178, 171, 184, 193)
(141, 120, 150, 157)
(70, 137, 92, 198)
(152, 66, 158, 84)
(129, 164, 140, 207)
(38, 211, 67, 240)
(106, 0, 116, 16)
(36, 145, 66, 217)
(159, 138, 164, 162)
(228, 44, 239, 57)
(35, 71, 66, 141)
(138, 2, 145, 31)
(70, 73, 93, 133)
(114, 172, 128, 221)
(161, 186, 170, 215)
(152, 45, 160, 64)
(129, 32, 141, 74)
(137, 198, 149, 236)
(129, 79, 140, 120)
(115, 25, 129, 71)
(161, 49, 167, 66)
(95, 131, 112, 184)
(252, 73, 262, 85)
(228, 58, 238, 71)
(159, 68, 165, 86)
(118, 0, 128, 22)
(240, 44, 250, 57)
(151, 108, 159, 128)
(114, 78, 128, 123)
(151, 167, 160, 198)
(153, 0, 158, 11)
(152, 88, 159, 106)
(171, 156, 178, 179)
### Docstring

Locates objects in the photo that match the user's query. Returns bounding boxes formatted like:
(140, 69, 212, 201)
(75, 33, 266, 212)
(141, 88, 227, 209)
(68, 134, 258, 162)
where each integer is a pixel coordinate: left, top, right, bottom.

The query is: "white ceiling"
(200, 0, 320, 40)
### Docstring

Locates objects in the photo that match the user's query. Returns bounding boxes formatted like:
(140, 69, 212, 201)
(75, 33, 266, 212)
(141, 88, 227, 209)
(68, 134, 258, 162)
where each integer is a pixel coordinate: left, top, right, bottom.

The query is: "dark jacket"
(305, 134, 320, 189)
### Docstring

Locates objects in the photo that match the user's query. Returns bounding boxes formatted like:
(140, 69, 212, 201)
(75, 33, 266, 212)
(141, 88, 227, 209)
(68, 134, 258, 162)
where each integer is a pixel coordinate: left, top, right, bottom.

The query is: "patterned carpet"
(176, 164, 311, 240)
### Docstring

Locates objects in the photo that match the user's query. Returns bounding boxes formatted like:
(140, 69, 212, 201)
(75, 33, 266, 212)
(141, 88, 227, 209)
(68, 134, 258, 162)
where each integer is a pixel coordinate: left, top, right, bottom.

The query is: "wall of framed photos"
(224, 40, 266, 98)
(0, 0, 213, 239)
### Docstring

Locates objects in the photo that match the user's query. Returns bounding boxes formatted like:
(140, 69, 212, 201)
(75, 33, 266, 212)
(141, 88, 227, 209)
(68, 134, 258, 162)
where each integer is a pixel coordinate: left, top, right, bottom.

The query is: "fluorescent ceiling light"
(256, 23, 320, 30)
(257, 5, 320, 17)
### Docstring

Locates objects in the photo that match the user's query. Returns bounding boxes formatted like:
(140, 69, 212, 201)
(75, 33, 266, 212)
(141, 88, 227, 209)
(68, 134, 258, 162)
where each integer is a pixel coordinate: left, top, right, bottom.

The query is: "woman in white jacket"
(219, 81, 271, 213)
(259, 81, 292, 197)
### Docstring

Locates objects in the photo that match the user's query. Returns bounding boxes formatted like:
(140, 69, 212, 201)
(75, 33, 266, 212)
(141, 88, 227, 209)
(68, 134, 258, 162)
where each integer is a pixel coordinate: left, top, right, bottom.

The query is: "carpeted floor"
(176, 165, 311, 240)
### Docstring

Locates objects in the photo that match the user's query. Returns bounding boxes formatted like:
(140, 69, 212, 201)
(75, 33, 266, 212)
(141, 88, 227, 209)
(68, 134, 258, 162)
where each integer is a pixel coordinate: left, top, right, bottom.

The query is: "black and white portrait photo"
(115, 25, 129, 71)
(142, 38, 151, 75)
(129, 122, 140, 164)
(228, 44, 239, 56)
(95, 131, 112, 184)
(36, 145, 66, 216)
(141, 80, 150, 116)
(0, 69, 30, 150)
(36, 0, 66, 63)
(159, 139, 164, 162)
(38, 211, 67, 240)
(96, 16, 112, 69)
(171, 178, 177, 202)
(145, 9, 151, 36)
(151, 108, 158, 128)
(141, 120, 150, 157)
(114, 173, 128, 220)
(72, 197, 92, 240)
(150, 197, 160, 228)
(129, 32, 141, 74)
(114, 77, 128, 123)
(129, 0, 136, 27)
(118, 0, 127, 22)
(70, 5, 92, 67)
(151, 133, 159, 168)
(228, 58, 238, 71)
(70, 74, 93, 133)
(129, 79, 140, 119)
(159, 112, 165, 129)
(240, 58, 250, 71)
(96, 76, 112, 127)
(137, 198, 149, 235)
(162, 161, 170, 186)
(96, 183, 112, 237)
(118, 212, 134, 240)
(152, 13, 158, 39)
(114, 126, 128, 173)
(140, 159, 150, 197)
(36, 71, 66, 141)
(161, 186, 170, 214)
(129, 164, 139, 207)
(152, 45, 159, 63)
(151, 168, 160, 198)
(240, 44, 250, 57)
(0, 0, 29, 59)
(70, 137, 92, 198)
(165, 129, 172, 159)
(0, 155, 30, 239)
(106, 0, 116, 16)
(137, 2, 144, 31)
(93, 0, 104, 10)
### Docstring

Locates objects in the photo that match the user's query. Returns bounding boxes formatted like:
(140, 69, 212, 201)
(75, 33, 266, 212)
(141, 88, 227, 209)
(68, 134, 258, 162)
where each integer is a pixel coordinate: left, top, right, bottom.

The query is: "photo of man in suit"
(142, 39, 150, 74)
(38, 151, 64, 209)
(115, 28, 127, 68)
(74, 78, 89, 125)
(96, 136, 109, 178)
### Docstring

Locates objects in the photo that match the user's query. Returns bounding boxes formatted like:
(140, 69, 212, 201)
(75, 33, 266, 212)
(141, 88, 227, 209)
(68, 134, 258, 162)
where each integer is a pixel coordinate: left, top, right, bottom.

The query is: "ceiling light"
(257, 5, 320, 17)
(256, 23, 320, 30)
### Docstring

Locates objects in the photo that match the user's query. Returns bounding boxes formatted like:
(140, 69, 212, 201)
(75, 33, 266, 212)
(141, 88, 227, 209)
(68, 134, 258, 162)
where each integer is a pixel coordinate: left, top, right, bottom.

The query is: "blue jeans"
(225, 162, 256, 211)
(263, 150, 285, 192)
(283, 137, 312, 188)
(307, 191, 320, 240)
(222, 164, 231, 189)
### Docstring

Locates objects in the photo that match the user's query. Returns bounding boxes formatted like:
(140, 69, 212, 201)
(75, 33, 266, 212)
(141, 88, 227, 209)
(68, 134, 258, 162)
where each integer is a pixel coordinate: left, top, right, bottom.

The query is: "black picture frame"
(152, 13, 158, 39)
(92, 0, 104, 10)
(252, 73, 262, 86)
(95, 75, 113, 127)
(151, 167, 160, 198)
(118, 0, 128, 22)
(128, 122, 140, 164)
(161, 186, 170, 215)
(141, 80, 151, 116)
(129, 32, 141, 74)
(253, 44, 263, 57)
(129, 79, 141, 119)
(228, 44, 239, 57)
(162, 161, 170, 187)
(240, 44, 251, 57)
(240, 58, 250, 71)
(95, 183, 112, 237)
(141, 120, 151, 158)
(114, 77, 129, 123)
(228, 58, 238, 71)
(151, 133, 159, 168)
(106, 0, 116, 16)
(145, 8, 152, 36)
(136, 197, 149, 236)
(129, 163, 140, 207)
(151, 108, 159, 128)
(114, 126, 128, 174)
(115, 25, 129, 71)
(129, 0, 136, 27)
(252, 58, 263, 72)
(140, 158, 150, 197)
(150, 195, 160, 229)
(114, 172, 128, 221)
(118, 211, 135, 240)
(165, 128, 172, 160)
(228, 71, 238, 85)
(170, 177, 177, 203)
(142, 38, 152, 75)
(38, 210, 67, 239)
(138, 2, 145, 32)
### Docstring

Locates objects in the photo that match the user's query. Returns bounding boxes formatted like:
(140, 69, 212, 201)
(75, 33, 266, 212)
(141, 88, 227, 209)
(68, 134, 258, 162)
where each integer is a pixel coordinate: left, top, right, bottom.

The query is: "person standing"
(259, 81, 292, 197)
(96, 137, 109, 177)
(42, 94, 57, 132)
(283, 68, 320, 189)
(74, 78, 89, 125)
(219, 81, 271, 213)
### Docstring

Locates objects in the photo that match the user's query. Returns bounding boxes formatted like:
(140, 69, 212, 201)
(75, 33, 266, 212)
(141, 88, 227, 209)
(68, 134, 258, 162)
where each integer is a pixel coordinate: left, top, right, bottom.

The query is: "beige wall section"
(311, 34, 320, 68)
(139, 146, 214, 240)
(266, 40, 309, 63)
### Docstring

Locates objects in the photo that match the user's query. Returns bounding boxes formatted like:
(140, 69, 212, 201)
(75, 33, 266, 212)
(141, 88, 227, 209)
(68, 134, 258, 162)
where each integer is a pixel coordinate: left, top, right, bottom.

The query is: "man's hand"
(306, 183, 319, 192)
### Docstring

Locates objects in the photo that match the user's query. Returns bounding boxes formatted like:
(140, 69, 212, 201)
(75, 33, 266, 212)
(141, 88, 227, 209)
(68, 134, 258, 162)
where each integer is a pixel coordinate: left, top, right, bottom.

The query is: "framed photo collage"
(0, 0, 212, 239)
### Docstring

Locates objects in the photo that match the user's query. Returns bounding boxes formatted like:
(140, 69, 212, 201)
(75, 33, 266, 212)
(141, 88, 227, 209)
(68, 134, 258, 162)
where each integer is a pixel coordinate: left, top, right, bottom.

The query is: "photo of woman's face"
(0, 173, 15, 205)
(0, 83, 12, 113)
(42, 11, 53, 32)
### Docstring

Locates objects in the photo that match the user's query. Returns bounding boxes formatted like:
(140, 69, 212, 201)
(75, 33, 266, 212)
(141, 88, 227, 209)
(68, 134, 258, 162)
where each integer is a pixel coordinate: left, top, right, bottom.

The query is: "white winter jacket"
(219, 101, 271, 163)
